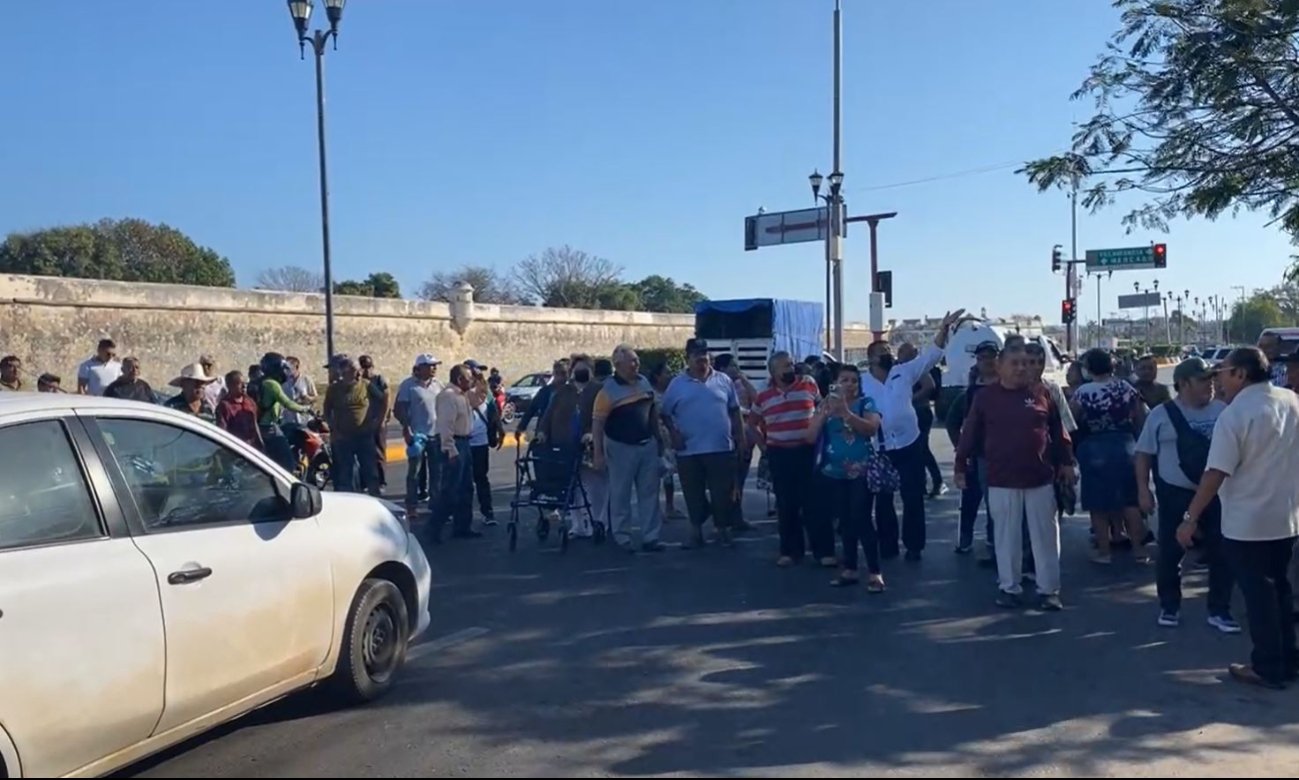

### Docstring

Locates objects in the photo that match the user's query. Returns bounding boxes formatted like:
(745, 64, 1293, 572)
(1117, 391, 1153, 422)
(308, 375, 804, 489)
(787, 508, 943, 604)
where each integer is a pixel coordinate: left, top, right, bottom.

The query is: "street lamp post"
(809, 169, 845, 356)
(287, 0, 347, 366)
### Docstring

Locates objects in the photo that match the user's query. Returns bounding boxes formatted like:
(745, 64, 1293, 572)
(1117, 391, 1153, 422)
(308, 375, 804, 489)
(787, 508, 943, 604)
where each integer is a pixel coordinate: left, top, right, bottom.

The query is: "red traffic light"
(1153, 243, 1167, 268)
(1061, 298, 1077, 323)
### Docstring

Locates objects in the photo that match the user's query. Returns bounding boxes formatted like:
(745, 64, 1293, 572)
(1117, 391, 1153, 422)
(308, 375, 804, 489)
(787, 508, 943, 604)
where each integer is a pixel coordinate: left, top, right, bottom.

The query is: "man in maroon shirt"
(217, 370, 264, 451)
(955, 341, 1075, 610)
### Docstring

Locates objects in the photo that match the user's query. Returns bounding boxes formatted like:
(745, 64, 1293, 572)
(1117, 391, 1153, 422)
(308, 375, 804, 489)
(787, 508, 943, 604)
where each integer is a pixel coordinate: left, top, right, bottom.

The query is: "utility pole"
(829, 0, 845, 361)
(1067, 180, 1078, 353)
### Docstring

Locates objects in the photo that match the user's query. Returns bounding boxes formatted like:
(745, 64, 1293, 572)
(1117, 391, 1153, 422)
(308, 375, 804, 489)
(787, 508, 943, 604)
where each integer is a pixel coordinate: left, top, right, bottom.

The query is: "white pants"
(574, 465, 609, 536)
(987, 484, 1061, 596)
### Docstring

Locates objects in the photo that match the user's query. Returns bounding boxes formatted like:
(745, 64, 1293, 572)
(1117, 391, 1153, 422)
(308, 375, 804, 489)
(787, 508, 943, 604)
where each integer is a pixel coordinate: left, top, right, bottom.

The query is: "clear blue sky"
(0, 0, 1290, 323)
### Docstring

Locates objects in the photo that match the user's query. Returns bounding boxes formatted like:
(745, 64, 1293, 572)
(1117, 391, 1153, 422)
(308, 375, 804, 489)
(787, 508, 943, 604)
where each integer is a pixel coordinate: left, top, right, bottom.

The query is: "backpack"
(1162, 401, 1210, 485)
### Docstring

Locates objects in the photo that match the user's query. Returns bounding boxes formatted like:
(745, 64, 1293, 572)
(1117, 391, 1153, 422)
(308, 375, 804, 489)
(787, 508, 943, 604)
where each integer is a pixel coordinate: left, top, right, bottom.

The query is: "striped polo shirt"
(752, 377, 820, 448)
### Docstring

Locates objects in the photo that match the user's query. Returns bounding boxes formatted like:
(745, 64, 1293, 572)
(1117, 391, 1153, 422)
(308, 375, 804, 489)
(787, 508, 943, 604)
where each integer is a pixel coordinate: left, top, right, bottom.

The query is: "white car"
(0, 394, 431, 778)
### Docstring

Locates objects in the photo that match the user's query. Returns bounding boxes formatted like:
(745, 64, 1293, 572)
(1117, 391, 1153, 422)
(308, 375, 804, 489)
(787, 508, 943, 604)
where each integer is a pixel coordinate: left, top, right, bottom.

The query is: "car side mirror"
(290, 482, 323, 519)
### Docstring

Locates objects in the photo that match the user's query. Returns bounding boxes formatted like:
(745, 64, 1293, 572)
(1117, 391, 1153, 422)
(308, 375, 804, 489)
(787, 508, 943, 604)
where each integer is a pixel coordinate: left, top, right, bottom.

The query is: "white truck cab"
(938, 321, 1069, 417)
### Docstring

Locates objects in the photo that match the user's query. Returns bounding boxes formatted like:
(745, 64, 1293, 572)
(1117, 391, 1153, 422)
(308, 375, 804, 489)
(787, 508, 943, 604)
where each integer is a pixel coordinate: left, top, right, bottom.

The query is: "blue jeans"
(334, 433, 379, 495)
(260, 424, 296, 473)
(434, 437, 473, 535)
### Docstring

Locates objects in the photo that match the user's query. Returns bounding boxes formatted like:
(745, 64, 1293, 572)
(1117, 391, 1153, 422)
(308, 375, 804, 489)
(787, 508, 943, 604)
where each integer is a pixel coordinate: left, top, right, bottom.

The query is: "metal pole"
(872, 219, 883, 340)
(830, 0, 844, 361)
(1163, 295, 1171, 344)
(313, 32, 336, 366)
(824, 220, 832, 353)
(1067, 182, 1078, 353)
(1096, 273, 1103, 348)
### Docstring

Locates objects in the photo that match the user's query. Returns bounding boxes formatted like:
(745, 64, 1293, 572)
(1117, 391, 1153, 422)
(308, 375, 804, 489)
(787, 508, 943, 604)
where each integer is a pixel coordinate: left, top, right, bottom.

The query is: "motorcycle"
(283, 414, 332, 489)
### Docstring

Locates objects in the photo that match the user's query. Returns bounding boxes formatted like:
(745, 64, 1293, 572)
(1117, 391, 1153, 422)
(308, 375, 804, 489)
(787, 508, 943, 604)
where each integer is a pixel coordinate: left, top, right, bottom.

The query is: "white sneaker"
(1158, 611, 1180, 628)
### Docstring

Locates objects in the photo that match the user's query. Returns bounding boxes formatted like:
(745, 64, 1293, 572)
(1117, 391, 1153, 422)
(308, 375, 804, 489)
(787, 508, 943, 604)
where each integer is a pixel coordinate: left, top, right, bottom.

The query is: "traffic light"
(1061, 297, 1077, 324)
(876, 270, 894, 308)
(1153, 243, 1167, 268)
(1052, 244, 1063, 273)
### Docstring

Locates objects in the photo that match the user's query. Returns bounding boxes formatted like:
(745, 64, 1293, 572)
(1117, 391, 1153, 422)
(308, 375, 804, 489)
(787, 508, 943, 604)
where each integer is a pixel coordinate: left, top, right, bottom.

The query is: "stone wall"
(0, 274, 880, 385)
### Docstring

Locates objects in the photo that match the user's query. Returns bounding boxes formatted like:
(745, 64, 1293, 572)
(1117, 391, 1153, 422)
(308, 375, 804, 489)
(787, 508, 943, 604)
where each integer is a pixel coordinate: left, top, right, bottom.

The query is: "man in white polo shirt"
(1182, 347, 1299, 690)
(77, 338, 123, 396)
(864, 308, 967, 561)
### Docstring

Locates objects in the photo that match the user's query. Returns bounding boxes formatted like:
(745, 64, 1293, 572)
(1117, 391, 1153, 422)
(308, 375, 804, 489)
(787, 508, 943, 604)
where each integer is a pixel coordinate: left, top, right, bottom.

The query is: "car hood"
(317, 491, 409, 550)
(509, 387, 541, 399)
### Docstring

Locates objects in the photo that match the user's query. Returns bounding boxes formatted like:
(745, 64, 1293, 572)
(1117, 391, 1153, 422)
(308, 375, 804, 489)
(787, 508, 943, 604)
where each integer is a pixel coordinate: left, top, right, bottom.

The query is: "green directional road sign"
(1084, 244, 1167, 271)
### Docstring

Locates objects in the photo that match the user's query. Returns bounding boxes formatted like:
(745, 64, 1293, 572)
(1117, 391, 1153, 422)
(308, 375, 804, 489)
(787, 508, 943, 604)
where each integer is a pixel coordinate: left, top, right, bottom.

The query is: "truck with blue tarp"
(693, 298, 825, 389)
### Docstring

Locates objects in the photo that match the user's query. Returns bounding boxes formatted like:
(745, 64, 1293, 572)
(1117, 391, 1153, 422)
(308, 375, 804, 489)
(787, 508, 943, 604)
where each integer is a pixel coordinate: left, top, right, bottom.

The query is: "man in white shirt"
(199, 354, 226, 408)
(280, 356, 319, 425)
(863, 309, 967, 561)
(1183, 347, 1299, 690)
(77, 338, 123, 396)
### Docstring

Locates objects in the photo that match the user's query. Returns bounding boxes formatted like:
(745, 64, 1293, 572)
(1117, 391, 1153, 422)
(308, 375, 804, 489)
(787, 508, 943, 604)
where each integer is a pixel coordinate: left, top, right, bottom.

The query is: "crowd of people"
(6, 320, 1299, 691)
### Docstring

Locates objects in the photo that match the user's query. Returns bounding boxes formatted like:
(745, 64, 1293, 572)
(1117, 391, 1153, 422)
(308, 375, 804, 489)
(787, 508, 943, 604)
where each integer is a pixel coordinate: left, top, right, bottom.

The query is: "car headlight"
(379, 498, 410, 532)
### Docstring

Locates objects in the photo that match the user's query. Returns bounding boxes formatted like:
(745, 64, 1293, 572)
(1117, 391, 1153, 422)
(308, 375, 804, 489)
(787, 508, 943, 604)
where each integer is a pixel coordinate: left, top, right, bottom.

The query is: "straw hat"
(170, 362, 218, 388)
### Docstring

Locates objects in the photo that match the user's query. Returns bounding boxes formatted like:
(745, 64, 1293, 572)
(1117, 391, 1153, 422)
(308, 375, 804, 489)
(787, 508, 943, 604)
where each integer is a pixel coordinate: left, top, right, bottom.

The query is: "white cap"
(414, 353, 442, 367)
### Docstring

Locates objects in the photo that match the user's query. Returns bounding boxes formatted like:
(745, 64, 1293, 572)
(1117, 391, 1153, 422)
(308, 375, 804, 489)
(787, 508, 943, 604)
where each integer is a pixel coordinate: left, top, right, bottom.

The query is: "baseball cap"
(1173, 356, 1213, 385)
(414, 353, 441, 368)
(974, 340, 1000, 356)
(685, 337, 709, 356)
(465, 359, 487, 370)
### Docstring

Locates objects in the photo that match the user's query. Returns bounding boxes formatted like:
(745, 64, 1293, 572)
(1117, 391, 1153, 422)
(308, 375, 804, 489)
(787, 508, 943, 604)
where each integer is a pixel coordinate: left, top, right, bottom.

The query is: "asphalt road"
(123, 376, 1299, 779)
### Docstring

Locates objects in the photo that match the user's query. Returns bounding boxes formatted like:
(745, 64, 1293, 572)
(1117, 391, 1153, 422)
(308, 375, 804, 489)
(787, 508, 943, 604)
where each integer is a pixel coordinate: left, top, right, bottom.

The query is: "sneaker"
(1208, 615, 1243, 635)
(954, 543, 974, 555)
(928, 483, 950, 498)
(995, 590, 1023, 609)
(481, 514, 499, 527)
(1022, 571, 1037, 584)
(1039, 594, 1064, 612)
(1158, 611, 1181, 628)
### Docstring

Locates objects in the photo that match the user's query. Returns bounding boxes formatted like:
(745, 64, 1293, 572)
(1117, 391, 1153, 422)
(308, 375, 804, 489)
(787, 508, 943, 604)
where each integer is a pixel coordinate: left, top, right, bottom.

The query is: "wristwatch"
(1182, 511, 1197, 525)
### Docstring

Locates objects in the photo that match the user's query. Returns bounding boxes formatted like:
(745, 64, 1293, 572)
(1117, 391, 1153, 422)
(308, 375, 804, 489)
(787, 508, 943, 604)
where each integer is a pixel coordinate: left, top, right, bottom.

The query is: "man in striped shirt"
(753, 351, 835, 567)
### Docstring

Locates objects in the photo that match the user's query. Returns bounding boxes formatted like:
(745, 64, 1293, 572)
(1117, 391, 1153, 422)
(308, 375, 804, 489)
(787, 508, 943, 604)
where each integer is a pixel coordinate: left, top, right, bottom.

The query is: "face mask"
(573, 369, 591, 383)
(875, 354, 895, 371)
(780, 370, 796, 385)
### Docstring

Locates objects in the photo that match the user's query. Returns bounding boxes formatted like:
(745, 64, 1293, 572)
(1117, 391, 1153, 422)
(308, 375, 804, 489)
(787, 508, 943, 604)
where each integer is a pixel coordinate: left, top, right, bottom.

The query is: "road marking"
(407, 626, 490, 663)
(384, 433, 527, 462)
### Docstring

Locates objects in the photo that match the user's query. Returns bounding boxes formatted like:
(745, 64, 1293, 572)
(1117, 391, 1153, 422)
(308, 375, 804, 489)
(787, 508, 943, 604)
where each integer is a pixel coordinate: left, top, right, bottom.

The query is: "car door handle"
(167, 567, 213, 586)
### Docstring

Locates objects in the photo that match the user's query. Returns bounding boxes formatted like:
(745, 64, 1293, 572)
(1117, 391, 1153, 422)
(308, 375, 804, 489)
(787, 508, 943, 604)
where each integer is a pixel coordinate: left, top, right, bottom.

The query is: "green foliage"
(1229, 293, 1287, 343)
(0, 218, 235, 286)
(636, 347, 687, 375)
(333, 272, 402, 298)
(1021, 0, 1299, 238)
(628, 274, 707, 313)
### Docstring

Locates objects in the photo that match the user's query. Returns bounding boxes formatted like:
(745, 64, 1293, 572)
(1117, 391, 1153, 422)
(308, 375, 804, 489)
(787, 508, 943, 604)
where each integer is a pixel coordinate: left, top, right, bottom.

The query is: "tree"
(514, 245, 624, 309)
(1229, 292, 1286, 343)
(419, 264, 524, 304)
(1021, 0, 1299, 238)
(629, 274, 707, 313)
(0, 217, 235, 286)
(332, 272, 401, 298)
(255, 265, 324, 292)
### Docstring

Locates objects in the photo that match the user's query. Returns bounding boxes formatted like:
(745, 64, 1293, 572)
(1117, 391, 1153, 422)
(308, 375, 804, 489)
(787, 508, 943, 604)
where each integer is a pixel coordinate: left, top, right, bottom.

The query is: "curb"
(383, 432, 528, 462)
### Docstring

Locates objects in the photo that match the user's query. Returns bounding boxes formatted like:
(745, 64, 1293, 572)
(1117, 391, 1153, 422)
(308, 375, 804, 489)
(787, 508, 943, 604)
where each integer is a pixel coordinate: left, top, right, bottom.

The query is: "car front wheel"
(330, 578, 411, 704)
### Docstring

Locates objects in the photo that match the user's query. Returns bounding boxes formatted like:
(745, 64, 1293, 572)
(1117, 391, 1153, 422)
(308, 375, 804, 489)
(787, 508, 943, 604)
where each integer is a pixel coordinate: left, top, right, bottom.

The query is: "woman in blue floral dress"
(1070, 349, 1150, 564)
(806, 364, 885, 590)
